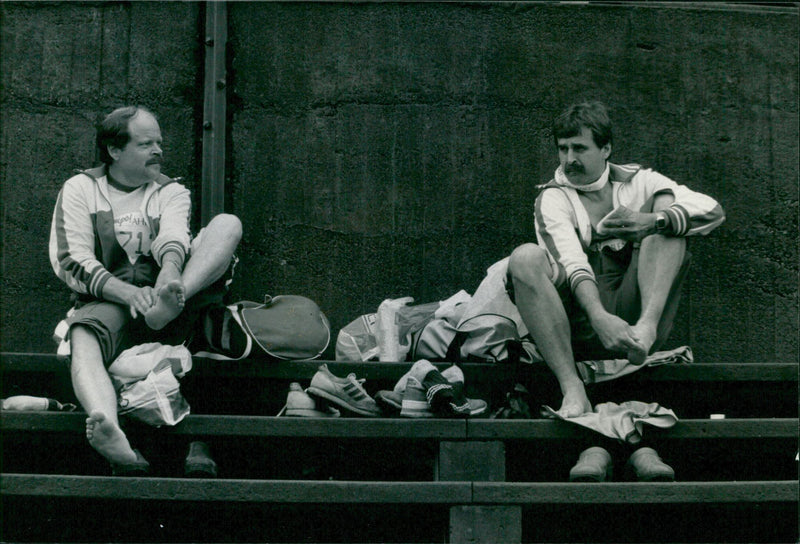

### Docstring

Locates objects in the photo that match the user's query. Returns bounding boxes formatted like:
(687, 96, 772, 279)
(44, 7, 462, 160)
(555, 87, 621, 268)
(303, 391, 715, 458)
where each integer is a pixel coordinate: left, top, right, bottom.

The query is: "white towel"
(576, 345, 693, 384)
(543, 400, 678, 444)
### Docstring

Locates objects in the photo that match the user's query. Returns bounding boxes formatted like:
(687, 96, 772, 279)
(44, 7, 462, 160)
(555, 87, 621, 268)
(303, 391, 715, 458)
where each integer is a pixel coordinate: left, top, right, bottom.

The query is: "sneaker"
(627, 447, 675, 482)
(451, 382, 489, 416)
(307, 364, 381, 417)
(277, 382, 340, 417)
(110, 448, 150, 477)
(569, 446, 612, 482)
(400, 377, 433, 418)
(422, 368, 470, 417)
(184, 441, 218, 478)
(440, 364, 464, 383)
(442, 366, 487, 416)
(381, 363, 486, 417)
(392, 361, 465, 393)
(375, 389, 403, 414)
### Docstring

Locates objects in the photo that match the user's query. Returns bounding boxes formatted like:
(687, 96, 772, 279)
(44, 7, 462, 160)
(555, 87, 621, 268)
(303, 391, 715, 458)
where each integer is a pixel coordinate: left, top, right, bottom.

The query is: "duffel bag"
(195, 295, 331, 361)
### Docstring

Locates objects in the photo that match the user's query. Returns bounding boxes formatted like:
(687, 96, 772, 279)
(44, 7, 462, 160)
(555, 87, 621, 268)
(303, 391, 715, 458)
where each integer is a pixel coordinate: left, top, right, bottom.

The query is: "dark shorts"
(61, 270, 232, 367)
(507, 243, 691, 361)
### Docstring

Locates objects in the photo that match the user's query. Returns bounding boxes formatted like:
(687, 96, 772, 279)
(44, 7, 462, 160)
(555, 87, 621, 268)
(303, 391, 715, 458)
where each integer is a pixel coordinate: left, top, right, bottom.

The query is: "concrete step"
(3, 474, 795, 504)
(3, 353, 797, 418)
(2, 411, 796, 439)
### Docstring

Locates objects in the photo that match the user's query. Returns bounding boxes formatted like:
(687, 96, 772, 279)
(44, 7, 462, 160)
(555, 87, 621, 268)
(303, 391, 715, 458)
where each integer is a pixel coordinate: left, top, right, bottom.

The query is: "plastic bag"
(109, 343, 192, 427)
(336, 296, 455, 362)
(375, 297, 415, 361)
(335, 312, 380, 361)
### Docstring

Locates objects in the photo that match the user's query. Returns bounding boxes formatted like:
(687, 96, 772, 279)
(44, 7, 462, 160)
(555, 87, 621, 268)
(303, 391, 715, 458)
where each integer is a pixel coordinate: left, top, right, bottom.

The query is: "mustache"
(564, 164, 584, 174)
(146, 157, 162, 166)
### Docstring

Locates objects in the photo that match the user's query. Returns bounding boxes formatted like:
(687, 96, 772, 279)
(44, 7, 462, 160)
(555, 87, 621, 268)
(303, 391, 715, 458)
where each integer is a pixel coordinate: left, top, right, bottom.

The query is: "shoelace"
(449, 399, 471, 414)
(346, 374, 370, 396)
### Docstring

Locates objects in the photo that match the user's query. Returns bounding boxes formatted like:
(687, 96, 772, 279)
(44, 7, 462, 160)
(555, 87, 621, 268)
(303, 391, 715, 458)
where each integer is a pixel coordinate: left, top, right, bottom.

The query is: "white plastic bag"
(109, 343, 192, 427)
(335, 313, 380, 361)
(375, 297, 415, 361)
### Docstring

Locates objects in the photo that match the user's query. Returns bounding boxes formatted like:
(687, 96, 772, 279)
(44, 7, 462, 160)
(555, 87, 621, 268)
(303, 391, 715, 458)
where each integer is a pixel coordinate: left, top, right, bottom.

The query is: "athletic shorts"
(60, 279, 228, 367)
(56, 240, 236, 367)
(507, 243, 691, 361)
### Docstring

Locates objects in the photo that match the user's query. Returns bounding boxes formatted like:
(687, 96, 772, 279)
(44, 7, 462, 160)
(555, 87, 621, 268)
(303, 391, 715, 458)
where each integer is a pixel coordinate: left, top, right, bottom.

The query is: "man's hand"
(590, 311, 645, 354)
(125, 286, 156, 319)
(596, 206, 657, 242)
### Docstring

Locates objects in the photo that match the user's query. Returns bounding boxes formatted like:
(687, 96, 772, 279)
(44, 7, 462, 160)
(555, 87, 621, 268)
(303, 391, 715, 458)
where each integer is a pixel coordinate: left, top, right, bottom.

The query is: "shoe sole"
(375, 395, 402, 414)
(636, 472, 675, 482)
(185, 462, 218, 478)
(307, 387, 380, 417)
(110, 449, 150, 477)
(400, 399, 433, 418)
(468, 403, 488, 416)
(285, 408, 338, 417)
(569, 475, 606, 482)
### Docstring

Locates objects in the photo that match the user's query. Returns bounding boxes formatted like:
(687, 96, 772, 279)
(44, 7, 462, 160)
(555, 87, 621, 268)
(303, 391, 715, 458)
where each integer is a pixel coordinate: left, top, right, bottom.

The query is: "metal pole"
(201, 1, 227, 226)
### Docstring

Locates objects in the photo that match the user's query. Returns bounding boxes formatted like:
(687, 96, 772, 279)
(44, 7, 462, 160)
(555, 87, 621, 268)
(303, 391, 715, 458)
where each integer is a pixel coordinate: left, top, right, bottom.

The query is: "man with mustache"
(505, 101, 724, 480)
(50, 106, 241, 474)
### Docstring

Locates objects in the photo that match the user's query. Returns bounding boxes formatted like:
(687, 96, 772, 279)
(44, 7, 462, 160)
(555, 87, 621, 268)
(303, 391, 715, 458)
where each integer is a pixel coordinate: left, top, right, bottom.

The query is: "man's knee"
(208, 213, 243, 244)
(642, 233, 685, 250)
(508, 243, 552, 282)
(68, 325, 106, 369)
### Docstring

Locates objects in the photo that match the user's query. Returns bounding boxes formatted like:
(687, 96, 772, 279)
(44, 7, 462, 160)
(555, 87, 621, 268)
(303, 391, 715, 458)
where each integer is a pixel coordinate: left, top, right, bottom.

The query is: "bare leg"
(145, 213, 242, 330)
(509, 244, 592, 417)
(629, 234, 686, 364)
(70, 325, 138, 464)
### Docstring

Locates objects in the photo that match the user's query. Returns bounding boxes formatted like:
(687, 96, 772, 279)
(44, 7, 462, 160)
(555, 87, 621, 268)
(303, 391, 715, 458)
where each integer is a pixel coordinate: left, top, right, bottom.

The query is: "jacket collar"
(607, 162, 641, 184)
(538, 162, 641, 190)
(76, 164, 176, 187)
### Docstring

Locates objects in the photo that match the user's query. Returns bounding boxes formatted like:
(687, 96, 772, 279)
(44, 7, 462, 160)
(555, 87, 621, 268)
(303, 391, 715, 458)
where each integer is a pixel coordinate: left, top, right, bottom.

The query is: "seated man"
(50, 106, 242, 473)
(506, 100, 724, 479)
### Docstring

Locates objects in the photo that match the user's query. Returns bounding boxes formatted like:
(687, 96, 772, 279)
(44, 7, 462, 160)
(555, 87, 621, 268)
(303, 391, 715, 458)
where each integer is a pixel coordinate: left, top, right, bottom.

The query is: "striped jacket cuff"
(663, 205, 691, 236)
(89, 269, 114, 299)
(159, 244, 186, 268)
(569, 270, 596, 293)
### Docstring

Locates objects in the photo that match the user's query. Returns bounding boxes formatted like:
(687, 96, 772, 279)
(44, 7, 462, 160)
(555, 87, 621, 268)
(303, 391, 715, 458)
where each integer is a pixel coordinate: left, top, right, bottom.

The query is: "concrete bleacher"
(1, 353, 797, 543)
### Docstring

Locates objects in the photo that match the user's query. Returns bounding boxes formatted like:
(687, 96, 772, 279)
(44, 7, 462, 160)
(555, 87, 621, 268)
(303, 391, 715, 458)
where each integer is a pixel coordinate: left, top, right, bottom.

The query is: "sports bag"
(195, 295, 331, 361)
(411, 259, 542, 364)
(410, 312, 535, 364)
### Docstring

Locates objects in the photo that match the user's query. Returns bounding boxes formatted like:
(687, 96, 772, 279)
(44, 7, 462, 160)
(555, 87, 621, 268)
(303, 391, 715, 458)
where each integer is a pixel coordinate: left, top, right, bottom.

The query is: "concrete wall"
(1, 1, 204, 351)
(1, 2, 797, 363)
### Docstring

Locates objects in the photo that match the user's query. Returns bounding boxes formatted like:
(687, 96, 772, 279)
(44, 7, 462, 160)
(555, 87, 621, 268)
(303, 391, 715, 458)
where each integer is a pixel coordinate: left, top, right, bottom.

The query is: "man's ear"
(602, 143, 612, 160)
(108, 146, 120, 161)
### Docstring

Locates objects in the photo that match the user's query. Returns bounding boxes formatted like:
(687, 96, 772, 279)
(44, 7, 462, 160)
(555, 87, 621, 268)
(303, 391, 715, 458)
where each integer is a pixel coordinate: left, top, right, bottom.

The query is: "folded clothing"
(542, 400, 678, 444)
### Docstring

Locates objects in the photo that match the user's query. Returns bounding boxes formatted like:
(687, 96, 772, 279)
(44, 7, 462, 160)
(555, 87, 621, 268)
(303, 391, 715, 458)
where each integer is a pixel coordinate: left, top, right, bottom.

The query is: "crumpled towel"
(576, 345, 693, 384)
(542, 400, 678, 444)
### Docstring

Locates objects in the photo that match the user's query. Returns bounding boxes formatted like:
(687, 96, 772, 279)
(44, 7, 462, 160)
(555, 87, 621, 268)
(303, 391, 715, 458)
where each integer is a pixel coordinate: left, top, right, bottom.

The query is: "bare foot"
(144, 280, 186, 330)
(86, 411, 138, 465)
(557, 384, 593, 418)
(628, 323, 657, 365)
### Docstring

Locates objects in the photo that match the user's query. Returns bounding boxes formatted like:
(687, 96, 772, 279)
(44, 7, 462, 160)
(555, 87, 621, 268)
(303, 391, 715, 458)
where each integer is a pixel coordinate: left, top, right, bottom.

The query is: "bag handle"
(447, 313, 523, 365)
(193, 304, 253, 361)
(149, 371, 176, 426)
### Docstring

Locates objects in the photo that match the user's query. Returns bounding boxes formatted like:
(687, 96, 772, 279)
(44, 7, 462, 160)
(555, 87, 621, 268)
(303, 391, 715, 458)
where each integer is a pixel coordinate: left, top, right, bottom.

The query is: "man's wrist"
(654, 211, 671, 233)
(161, 257, 183, 272)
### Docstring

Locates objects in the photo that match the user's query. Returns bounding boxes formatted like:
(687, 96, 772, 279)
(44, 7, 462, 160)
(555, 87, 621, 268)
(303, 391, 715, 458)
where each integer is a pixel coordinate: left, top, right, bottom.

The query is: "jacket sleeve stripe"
(535, 190, 596, 292)
(50, 179, 114, 298)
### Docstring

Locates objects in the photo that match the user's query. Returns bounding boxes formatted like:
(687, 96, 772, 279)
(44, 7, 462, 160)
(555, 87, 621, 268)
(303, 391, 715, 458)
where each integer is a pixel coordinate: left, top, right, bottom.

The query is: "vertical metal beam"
(201, 1, 227, 226)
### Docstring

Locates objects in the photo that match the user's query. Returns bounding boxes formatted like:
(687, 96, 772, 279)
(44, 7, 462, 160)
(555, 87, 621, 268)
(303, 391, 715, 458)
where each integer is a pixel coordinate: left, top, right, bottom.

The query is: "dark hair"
(96, 106, 155, 165)
(552, 100, 613, 149)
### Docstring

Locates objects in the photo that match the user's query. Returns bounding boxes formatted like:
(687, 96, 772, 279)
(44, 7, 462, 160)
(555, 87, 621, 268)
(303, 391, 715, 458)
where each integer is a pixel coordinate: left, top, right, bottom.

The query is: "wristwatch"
(655, 211, 670, 233)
